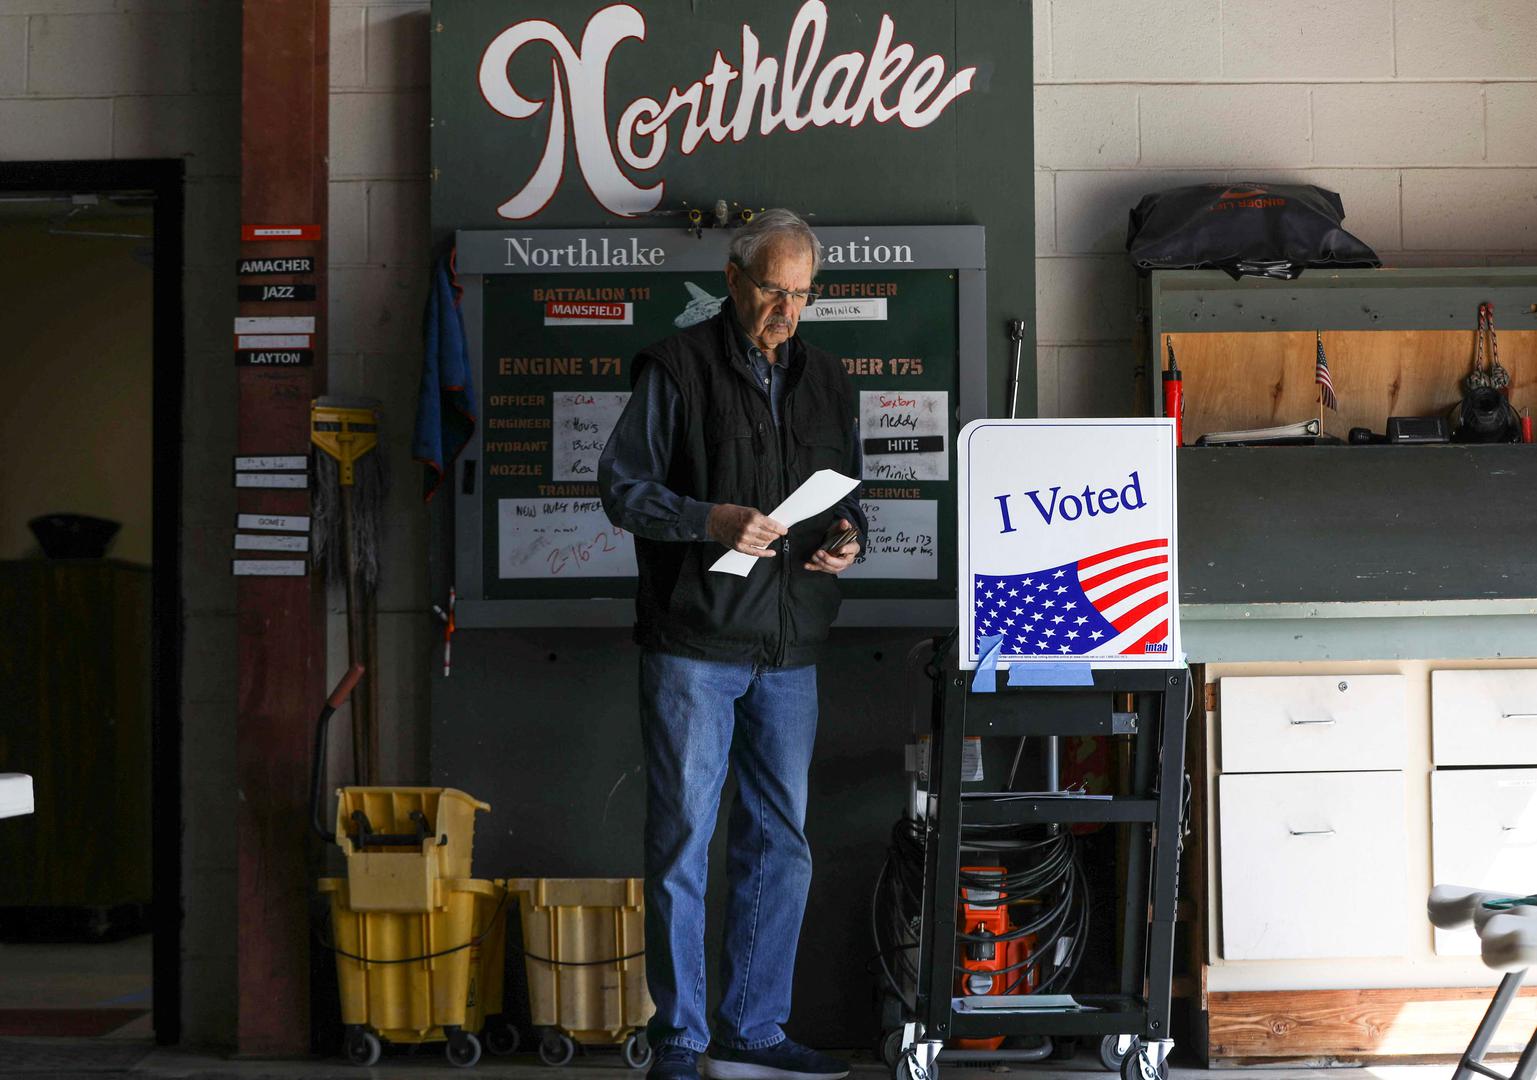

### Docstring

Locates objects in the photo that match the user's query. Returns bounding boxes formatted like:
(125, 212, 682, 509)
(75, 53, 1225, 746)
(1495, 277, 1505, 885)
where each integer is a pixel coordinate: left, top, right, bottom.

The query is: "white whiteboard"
(497, 498, 636, 579)
(860, 389, 948, 482)
(843, 500, 938, 580)
(552, 391, 630, 482)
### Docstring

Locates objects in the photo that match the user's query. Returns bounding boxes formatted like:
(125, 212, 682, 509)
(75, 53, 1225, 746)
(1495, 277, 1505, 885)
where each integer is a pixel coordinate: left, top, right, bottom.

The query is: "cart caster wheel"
(880, 1029, 906, 1070)
(345, 1029, 381, 1067)
(539, 1031, 576, 1067)
(623, 1032, 653, 1070)
(485, 1021, 521, 1057)
(446, 1031, 482, 1068)
(1050, 1036, 1078, 1061)
(1099, 1034, 1135, 1072)
(1119, 1042, 1168, 1080)
(894, 1052, 933, 1080)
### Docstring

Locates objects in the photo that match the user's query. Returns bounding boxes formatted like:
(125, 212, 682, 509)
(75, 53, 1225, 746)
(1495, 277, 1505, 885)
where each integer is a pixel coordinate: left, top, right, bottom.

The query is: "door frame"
(0, 159, 185, 1044)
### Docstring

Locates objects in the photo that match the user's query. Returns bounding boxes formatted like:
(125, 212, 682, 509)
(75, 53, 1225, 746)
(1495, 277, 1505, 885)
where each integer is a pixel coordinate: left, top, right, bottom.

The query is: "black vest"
(630, 309, 857, 667)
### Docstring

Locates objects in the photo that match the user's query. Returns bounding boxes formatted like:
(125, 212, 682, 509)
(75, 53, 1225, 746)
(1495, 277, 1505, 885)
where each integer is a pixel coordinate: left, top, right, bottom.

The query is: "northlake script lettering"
(478, 1, 976, 218)
(994, 472, 1148, 533)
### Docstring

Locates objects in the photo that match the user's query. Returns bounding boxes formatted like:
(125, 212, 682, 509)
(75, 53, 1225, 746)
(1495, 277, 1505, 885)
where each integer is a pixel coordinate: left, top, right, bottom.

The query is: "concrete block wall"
(0, 0, 242, 1046)
(1034, 0, 1537, 418)
(326, 0, 433, 788)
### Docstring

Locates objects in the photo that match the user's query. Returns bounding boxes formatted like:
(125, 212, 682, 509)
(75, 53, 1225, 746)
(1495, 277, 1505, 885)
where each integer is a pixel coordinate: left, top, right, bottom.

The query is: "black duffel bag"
(1126, 181, 1380, 280)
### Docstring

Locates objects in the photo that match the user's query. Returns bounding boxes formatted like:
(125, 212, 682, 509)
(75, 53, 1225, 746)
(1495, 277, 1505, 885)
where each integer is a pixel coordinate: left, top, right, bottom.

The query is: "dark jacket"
(629, 309, 859, 667)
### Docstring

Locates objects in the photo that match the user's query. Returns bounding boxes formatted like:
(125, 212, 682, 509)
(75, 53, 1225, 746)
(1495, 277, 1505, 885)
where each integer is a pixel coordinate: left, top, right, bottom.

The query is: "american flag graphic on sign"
(973, 538, 1171, 657)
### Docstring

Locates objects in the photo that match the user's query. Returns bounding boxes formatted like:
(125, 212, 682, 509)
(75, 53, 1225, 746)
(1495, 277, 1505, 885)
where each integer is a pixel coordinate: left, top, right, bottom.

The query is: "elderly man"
(598, 209, 863, 1080)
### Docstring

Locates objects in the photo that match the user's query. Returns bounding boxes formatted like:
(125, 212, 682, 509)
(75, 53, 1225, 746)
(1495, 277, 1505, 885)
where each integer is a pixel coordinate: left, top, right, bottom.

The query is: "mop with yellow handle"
(310, 397, 386, 785)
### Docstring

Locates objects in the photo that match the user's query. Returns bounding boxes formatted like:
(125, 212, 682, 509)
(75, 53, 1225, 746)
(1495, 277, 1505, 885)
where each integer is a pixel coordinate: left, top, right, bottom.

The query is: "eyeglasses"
(736, 265, 821, 307)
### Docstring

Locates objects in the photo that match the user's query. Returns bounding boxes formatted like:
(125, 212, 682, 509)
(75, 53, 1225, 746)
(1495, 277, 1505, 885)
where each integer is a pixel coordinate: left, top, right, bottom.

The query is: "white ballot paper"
(708, 469, 860, 577)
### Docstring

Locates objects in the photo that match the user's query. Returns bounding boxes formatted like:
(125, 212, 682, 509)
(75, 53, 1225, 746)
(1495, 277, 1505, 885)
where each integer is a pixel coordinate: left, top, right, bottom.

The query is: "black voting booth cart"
(900, 416, 1190, 1080)
(898, 663, 1190, 1080)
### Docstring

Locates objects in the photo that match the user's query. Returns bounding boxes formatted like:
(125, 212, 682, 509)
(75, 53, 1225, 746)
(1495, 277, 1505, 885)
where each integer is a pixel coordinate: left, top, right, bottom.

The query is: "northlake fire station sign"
(431, 1, 994, 226)
(958, 420, 1182, 670)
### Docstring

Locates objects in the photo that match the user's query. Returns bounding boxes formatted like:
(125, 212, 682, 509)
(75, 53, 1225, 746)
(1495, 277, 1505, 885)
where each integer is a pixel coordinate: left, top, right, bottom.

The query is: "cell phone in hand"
(820, 523, 859, 553)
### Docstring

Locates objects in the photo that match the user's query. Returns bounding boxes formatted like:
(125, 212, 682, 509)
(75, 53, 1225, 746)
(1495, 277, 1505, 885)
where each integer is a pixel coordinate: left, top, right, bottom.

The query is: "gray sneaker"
(652, 1044, 702, 1080)
(702, 1039, 850, 1080)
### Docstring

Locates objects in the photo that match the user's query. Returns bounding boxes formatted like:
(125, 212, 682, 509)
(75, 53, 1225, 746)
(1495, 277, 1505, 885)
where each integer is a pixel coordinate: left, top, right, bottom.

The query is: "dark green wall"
(428, 0, 1033, 1050)
(431, 0, 1035, 415)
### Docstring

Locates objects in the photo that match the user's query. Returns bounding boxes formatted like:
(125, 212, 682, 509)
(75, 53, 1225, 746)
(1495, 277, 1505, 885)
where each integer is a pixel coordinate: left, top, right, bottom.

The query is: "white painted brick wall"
(1035, 0, 1537, 418)
(1138, 84, 1312, 166)
(1050, 0, 1221, 81)
(327, 1, 432, 788)
(1221, 0, 1394, 80)
(28, 12, 193, 95)
(1487, 83, 1537, 165)
(0, 18, 26, 96)
(1312, 84, 1484, 166)
(1396, 0, 1537, 79)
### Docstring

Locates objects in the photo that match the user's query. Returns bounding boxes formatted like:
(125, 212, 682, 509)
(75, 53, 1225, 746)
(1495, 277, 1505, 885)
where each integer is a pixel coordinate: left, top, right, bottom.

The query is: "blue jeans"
(639, 650, 819, 1053)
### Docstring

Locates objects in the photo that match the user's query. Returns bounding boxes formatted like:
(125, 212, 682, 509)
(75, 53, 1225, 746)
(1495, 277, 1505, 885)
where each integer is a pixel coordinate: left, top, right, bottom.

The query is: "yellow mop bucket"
(505, 877, 652, 1069)
(321, 876, 511, 1068)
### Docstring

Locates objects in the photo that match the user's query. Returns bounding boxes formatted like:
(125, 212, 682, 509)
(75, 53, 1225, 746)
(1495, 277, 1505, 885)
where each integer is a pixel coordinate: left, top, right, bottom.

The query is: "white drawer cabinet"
(1219, 770, 1407, 960)
(1432, 669, 1537, 766)
(1219, 674, 1406, 773)
(1430, 768, 1537, 954)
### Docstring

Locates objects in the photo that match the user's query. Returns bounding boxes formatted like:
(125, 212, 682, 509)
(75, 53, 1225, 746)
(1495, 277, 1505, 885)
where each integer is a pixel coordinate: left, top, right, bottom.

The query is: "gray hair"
(727, 208, 822, 278)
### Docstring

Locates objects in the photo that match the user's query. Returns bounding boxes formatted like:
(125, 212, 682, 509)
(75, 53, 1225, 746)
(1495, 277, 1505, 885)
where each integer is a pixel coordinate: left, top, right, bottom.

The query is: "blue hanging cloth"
(413, 251, 477, 501)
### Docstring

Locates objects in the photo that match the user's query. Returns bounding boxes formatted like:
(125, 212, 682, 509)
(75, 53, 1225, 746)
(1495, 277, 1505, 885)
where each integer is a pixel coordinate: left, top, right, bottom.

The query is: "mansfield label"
(543, 301, 634, 326)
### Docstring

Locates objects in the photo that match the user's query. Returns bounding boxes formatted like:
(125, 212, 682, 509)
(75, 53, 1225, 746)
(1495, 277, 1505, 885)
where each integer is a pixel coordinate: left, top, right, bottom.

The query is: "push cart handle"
(327, 663, 366, 709)
(312, 663, 366, 844)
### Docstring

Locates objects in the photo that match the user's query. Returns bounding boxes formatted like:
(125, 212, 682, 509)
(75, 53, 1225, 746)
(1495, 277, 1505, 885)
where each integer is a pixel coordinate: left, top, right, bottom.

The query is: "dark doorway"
(0, 160, 183, 1046)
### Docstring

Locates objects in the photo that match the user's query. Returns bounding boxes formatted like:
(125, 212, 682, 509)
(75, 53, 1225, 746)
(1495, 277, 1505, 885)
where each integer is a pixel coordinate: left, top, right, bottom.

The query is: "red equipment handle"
(327, 663, 366, 709)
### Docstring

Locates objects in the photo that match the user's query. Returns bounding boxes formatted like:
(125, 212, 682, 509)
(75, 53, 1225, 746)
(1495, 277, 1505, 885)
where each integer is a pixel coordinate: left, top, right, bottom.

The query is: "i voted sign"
(958, 419, 1180, 670)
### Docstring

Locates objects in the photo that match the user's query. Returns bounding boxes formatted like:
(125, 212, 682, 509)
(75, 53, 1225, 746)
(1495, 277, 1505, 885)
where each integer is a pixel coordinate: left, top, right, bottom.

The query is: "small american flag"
(1315, 331, 1338, 412)
(973, 539, 1171, 658)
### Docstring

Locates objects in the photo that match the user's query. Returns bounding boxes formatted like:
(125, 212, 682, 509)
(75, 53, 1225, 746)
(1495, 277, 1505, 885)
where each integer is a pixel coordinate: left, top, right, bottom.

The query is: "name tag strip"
(237, 349, 313, 366)
(236, 514, 310, 533)
(235, 473, 308, 489)
(238, 284, 317, 303)
(232, 559, 308, 576)
(235, 456, 309, 471)
(239, 256, 315, 275)
(235, 316, 316, 335)
(235, 534, 309, 552)
(237, 334, 312, 349)
(864, 435, 946, 456)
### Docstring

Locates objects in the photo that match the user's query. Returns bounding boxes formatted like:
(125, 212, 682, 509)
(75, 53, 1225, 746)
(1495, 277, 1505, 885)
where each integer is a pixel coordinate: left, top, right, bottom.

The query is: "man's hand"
(804, 518, 860, 574)
(707, 503, 787, 558)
